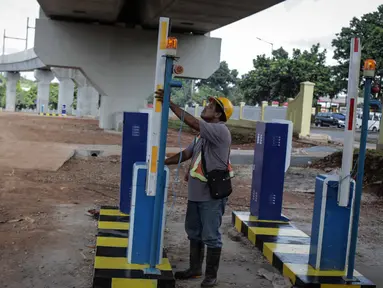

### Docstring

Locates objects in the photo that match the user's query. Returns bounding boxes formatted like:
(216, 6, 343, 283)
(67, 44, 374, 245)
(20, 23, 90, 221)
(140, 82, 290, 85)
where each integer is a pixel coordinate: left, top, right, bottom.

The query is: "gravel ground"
(0, 113, 381, 287)
(1, 156, 382, 287)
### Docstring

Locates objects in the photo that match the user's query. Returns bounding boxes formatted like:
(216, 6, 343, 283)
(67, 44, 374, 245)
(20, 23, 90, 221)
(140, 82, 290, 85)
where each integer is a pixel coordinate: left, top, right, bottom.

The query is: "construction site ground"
(0, 112, 382, 288)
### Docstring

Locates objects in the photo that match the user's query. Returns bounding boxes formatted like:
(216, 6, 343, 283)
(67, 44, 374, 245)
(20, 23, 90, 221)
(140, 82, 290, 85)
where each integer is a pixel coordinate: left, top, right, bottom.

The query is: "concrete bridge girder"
(34, 19, 222, 129)
(0, 49, 46, 72)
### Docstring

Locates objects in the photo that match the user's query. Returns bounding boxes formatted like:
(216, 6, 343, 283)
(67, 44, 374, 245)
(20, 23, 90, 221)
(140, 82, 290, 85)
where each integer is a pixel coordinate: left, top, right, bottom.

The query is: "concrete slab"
(93, 206, 175, 288)
(0, 140, 74, 171)
(232, 211, 376, 287)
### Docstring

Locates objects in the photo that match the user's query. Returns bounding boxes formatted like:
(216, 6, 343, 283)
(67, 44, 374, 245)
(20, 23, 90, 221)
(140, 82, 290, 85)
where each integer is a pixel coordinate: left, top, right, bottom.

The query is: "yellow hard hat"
(209, 96, 234, 121)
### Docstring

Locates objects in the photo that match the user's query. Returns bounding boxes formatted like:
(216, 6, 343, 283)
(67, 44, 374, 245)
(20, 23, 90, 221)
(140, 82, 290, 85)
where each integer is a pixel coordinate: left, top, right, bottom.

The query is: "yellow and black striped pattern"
(232, 211, 376, 288)
(93, 206, 175, 288)
(38, 113, 67, 117)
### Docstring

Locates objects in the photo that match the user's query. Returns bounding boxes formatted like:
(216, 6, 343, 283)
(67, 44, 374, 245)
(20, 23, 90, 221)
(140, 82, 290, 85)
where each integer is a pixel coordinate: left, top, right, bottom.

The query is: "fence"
(174, 104, 287, 122)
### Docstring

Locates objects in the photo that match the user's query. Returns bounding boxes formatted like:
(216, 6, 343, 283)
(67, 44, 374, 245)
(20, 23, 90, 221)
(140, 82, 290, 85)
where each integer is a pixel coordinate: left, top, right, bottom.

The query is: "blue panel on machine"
(119, 112, 148, 214)
(309, 174, 354, 271)
(128, 163, 169, 265)
(250, 122, 288, 221)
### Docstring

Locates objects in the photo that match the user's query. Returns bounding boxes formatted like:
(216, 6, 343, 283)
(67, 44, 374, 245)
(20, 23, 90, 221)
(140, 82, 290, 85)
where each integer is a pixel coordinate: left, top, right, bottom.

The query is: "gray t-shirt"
(186, 120, 232, 202)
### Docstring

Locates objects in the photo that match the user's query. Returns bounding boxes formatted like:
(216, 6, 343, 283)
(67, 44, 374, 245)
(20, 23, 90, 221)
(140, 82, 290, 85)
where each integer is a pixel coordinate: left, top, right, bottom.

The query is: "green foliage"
(49, 83, 59, 110)
(240, 45, 337, 105)
(193, 85, 220, 104)
(17, 85, 37, 109)
(197, 61, 239, 96)
(72, 84, 78, 110)
(0, 74, 5, 108)
(148, 61, 244, 106)
(332, 5, 383, 97)
(171, 79, 194, 106)
(0, 75, 64, 110)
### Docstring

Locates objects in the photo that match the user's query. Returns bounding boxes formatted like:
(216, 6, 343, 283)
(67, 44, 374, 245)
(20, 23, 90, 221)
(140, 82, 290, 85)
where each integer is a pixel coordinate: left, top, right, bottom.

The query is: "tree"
(0, 75, 5, 108)
(49, 83, 59, 109)
(240, 45, 334, 105)
(332, 5, 383, 97)
(194, 85, 221, 104)
(171, 79, 194, 106)
(197, 61, 239, 97)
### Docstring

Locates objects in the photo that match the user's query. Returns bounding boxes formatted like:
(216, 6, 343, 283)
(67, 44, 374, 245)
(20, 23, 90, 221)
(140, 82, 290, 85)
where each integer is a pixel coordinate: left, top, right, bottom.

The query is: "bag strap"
(201, 139, 208, 177)
(201, 139, 231, 177)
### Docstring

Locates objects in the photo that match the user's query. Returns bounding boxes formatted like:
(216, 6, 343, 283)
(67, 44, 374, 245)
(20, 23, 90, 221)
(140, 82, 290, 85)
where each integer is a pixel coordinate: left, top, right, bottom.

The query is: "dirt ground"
(0, 113, 310, 149)
(0, 113, 382, 288)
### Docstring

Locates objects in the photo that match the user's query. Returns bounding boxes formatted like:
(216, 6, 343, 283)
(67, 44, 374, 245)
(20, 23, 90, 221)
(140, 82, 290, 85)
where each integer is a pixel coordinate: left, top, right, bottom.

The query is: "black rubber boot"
(175, 240, 205, 280)
(201, 247, 221, 287)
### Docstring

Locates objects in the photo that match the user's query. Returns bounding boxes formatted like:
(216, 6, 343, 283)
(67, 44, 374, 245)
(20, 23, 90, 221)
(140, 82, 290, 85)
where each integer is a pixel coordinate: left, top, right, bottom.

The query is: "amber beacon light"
(363, 59, 376, 78)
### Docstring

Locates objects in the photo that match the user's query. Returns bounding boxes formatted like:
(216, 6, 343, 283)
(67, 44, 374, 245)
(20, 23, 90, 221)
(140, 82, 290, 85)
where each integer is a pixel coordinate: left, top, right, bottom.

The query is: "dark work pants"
(185, 198, 227, 248)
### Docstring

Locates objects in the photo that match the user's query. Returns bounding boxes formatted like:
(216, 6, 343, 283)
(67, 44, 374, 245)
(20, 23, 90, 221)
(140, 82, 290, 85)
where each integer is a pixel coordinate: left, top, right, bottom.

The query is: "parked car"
(332, 113, 346, 128)
(314, 112, 340, 127)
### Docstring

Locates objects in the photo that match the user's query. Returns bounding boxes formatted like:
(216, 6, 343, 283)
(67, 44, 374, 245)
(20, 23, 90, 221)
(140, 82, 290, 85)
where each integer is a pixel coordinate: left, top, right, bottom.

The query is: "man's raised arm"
(165, 148, 193, 166)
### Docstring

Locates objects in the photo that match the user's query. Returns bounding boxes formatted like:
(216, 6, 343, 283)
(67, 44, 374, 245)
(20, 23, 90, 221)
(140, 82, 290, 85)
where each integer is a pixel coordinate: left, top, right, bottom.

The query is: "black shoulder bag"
(201, 141, 233, 199)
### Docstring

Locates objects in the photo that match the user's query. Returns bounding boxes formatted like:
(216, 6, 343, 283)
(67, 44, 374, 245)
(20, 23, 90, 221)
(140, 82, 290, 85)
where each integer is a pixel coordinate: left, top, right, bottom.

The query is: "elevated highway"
(37, 0, 283, 34)
(1, 0, 285, 129)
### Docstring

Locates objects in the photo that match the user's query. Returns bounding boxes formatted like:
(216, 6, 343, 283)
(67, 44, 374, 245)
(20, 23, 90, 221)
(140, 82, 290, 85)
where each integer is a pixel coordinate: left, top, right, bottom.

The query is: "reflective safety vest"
(189, 135, 234, 182)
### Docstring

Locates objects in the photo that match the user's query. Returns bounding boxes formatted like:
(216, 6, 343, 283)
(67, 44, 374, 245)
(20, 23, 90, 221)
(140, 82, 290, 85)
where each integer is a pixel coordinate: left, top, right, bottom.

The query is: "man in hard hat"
(155, 89, 234, 287)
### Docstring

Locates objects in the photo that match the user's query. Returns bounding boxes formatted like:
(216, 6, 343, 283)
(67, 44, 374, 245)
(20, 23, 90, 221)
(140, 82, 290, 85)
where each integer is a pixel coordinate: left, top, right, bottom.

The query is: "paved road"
(311, 127, 378, 144)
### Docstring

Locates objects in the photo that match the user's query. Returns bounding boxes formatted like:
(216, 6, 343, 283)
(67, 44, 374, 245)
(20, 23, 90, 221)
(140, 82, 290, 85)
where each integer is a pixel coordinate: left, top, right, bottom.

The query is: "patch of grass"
(168, 118, 256, 145)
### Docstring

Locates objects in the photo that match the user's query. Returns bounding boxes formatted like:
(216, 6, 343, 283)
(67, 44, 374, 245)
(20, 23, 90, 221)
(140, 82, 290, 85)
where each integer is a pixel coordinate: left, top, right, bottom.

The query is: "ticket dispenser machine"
(250, 121, 291, 221)
(309, 175, 355, 270)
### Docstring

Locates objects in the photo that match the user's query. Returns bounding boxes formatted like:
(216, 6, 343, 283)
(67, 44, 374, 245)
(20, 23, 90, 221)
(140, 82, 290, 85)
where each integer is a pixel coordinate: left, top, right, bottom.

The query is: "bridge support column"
(5, 72, 20, 112)
(74, 71, 99, 118)
(34, 69, 54, 114)
(76, 85, 99, 118)
(52, 68, 75, 115)
(99, 96, 116, 130)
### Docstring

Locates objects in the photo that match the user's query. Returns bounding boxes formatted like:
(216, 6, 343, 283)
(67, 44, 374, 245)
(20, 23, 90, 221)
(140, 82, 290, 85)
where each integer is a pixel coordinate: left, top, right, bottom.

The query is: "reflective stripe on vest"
(189, 136, 234, 182)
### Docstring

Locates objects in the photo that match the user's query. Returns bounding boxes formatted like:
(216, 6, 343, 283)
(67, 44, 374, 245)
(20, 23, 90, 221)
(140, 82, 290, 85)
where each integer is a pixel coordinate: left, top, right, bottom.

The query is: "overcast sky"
(0, 0, 382, 79)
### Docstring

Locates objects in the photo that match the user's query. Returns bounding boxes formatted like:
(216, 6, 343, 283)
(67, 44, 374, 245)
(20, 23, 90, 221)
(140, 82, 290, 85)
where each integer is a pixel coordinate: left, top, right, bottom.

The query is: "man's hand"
(155, 89, 164, 103)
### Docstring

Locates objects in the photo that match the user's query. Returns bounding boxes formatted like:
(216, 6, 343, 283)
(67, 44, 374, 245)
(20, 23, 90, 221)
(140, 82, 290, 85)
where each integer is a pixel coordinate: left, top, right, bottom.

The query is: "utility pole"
(2, 17, 35, 55)
(25, 17, 35, 50)
(256, 37, 274, 101)
(256, 37, 274, 55)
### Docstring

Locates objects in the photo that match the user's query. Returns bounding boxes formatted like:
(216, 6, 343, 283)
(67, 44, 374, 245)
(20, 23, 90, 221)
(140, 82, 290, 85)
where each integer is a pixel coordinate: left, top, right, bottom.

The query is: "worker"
(155, 89, 234, 287)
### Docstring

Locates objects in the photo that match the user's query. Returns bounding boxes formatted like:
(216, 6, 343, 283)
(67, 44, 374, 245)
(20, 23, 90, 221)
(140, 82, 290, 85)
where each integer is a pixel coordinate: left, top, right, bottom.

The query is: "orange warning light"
(364, 59, 376, 71)
(166, 37, 178, 50)
(173, 65, 184, 75)
(363, 59, 376, 78)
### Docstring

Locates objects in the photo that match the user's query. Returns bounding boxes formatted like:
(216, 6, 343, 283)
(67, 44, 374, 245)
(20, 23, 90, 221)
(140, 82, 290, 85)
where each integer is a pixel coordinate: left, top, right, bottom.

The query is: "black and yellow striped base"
(232, 211, 375, 288)
(93, 206, 175, 288)
(38, 113, 67, 117)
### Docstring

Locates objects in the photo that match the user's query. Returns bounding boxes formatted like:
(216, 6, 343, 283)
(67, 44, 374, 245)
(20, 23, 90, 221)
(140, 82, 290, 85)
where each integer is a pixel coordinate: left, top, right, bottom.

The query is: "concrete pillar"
(239, 101, 246, 120)
(74, 71, 99, 118)
(5, 72, 20, 112)
(99, 95, 113, 129)
(34, 69, 54, 113)
(52, 68, 75, 115)
(261, 101, 268, 121)
(287, 82, 315, 137)
(77, 86, 99, 117)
